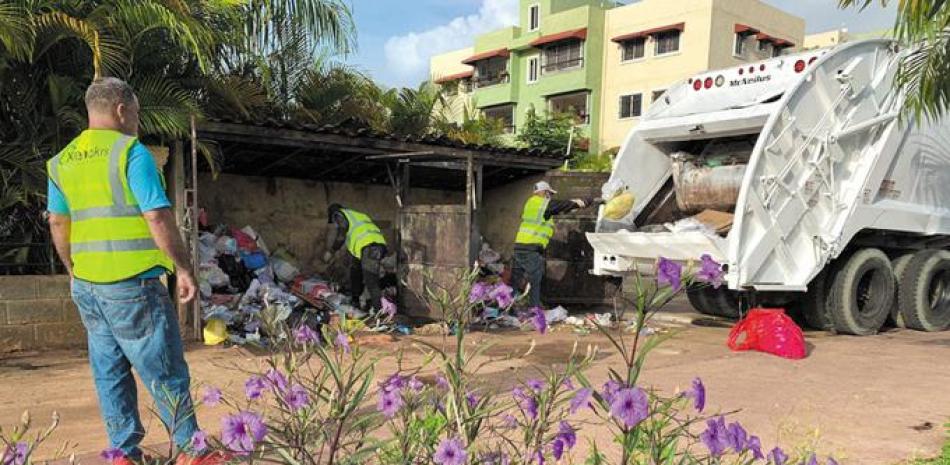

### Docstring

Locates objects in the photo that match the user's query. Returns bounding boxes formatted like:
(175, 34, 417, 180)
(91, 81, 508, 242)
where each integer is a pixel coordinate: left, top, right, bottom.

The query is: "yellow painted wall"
(430, 47, 475, 123)
(598, 0, 804, 151)
(804, 29, 850, 50)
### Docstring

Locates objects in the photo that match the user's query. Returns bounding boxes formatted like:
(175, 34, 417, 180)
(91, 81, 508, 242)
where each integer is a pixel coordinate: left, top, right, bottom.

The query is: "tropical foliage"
(839, 0, 950, 119)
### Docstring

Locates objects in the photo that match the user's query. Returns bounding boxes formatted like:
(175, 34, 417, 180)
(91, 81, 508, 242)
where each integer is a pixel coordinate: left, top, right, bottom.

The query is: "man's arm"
(142, 208, 196, 303)
(544, 198, 596, 220)
(48, 213, 73, 276)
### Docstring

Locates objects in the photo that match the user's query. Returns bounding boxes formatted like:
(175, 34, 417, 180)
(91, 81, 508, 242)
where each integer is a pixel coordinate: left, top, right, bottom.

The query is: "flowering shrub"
(2, 256, 842, 465)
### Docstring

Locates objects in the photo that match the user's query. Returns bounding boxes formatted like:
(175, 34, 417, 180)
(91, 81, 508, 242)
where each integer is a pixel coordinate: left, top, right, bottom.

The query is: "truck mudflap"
(587, 231, 727, 276)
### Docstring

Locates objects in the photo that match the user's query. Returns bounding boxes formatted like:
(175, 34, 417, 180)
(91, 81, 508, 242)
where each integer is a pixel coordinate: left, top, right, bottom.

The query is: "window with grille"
(654, 30, 680, 55)
(621, 38, 645, 61)
(542, 40, 583, 73)
(548, 91, 589, 124)
(619, 93, 643, 119)
(483, 104, 515, 133)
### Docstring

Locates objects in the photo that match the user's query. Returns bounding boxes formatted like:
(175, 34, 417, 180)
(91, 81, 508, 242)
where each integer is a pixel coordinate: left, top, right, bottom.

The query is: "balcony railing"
(473, 73, 510, 89)
(541, 57, 584, 74)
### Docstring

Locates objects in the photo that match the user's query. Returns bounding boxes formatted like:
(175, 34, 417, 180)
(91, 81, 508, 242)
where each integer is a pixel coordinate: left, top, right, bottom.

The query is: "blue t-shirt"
(47, 137, 172, 279)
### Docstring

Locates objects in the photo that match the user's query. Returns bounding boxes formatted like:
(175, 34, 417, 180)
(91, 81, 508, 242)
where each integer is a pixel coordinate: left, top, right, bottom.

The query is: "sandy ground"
(2, 299, 949, 465)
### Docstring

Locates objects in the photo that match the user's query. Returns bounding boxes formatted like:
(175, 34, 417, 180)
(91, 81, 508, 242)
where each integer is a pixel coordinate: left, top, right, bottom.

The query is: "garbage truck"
(587, 39, 950, 335)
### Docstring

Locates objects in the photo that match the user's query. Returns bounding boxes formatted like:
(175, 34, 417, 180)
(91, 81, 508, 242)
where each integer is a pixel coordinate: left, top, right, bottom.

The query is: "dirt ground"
(2, 299, 949, 465)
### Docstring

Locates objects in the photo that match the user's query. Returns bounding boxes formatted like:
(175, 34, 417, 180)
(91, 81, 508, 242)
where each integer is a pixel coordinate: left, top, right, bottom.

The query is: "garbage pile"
(197, 224, 357, 346)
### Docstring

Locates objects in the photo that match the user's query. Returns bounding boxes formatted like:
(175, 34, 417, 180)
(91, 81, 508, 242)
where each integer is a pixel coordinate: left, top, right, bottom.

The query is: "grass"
(902, 423, 950, 465)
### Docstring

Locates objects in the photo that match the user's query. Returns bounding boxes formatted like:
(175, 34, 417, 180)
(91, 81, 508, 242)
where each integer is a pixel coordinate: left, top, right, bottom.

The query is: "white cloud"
(383, 0, 519, 87)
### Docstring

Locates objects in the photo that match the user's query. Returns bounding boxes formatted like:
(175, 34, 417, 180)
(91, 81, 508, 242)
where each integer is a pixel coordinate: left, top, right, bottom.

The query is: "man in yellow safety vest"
(512, 181, 602, 309)
(323, 203, 388, 313)
(46, 78, 225, 465)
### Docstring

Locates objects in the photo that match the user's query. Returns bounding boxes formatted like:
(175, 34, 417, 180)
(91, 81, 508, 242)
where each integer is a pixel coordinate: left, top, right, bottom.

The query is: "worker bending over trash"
(323, 203, 388, 314)
(512, 181, 602, 309)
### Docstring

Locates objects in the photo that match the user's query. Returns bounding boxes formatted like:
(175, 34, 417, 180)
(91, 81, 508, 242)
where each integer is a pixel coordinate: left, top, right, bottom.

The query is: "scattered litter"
(565, 316, 587, 327)
(589, 313, 613, 327)
(544, 306, 568, 324)
(415, 323, 445, 336)
(203, 318, 228, 346)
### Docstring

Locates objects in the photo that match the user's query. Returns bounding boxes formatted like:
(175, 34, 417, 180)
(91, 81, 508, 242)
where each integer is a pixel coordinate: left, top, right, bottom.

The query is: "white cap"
(533, 181, 557, 194)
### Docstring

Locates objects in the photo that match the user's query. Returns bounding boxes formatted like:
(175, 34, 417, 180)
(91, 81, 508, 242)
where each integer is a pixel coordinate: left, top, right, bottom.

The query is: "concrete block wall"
(0, 275, 86, 353)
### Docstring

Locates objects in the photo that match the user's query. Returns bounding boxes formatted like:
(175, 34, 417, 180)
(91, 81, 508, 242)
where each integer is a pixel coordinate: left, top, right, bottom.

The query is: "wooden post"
(170, 140, 188, 327)
(190, 116, 201, 340)
(466, 155, 476, 266)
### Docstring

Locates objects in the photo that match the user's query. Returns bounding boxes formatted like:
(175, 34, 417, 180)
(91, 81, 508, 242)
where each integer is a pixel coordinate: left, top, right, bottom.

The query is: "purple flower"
(609, 387, 649, 428)
(377, 390, 404, 418)
(469, 282, 492, 303)
(562, 378, 575, 390)
(221, 411, 267, 454)
(266, 368, 288, 393)
(436, 373, 450, 390)
(466, 392, 479, 409)
(408, 376, 424, 392)
(551, 440, 565, 461)
(828, 457, 839, 465)
(434, 437, 467, 465)
(696, 254, 725, 288)
(513, 387, 539, 420)
(480, 452, 510, 465)
(381, 297, 397, 317)
(490, 283, 515, 308)
(700, 417, 729, 457)
(534, 449, 545, 465)
(382, 373, 406, 393)
(805, 454, 818, 465)
(501, 414, 518, 429)
(294, 325, 319, 344)
(245, 376, 267, 400)
(601, 380, 623, 405)
(526, 379, 546, 392)
(569, 388, 593, 414)
(531, 307, 548, 334)
(99, 448, 124, 461)
(201, 385, 222, 406)
(3, 443, 28, 465)
(191, 431, 208, 453)
(687, 377, 706, 412)
(557, 421, 576, 449)
(726, 421, 748, 452)
(285, 384, 310, 411)
(656, 257, 683, 291)
(768, 447, 789, 465)
(335, 331, 351, 354)
(748, 436, 764, 460)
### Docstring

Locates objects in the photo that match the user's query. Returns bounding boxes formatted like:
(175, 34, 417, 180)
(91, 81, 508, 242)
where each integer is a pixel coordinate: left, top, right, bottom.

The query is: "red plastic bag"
(727, 308, 807, 359)
(231, 227, 258, 252)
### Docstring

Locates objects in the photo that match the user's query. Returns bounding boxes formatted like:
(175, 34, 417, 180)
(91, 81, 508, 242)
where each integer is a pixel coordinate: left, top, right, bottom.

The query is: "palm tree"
(840, 0, 950, 119)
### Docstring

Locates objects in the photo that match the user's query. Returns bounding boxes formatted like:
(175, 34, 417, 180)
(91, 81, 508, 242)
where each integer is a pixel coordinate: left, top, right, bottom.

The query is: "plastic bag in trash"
(198, 241, 218, 265)
(544, 306, 569, 324)
(478, 243, 502, 265)
(203, 318, 228, 345)
(199, 263, 231, 288)
(727, 308, 806, 359)
(202, 304, 234, 323)
(604, 192, 636, 220)
(241, 226, 270, 255)
(601, 179, 626, 200)
(199, 281, 212, 299)
(271, 258, 300, 283)
(241, 251, 268, 270)
(215, 236, 238, 255)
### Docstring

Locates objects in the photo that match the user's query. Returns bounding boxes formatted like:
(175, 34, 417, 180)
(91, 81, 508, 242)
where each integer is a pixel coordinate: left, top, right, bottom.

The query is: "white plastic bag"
(601, 179, 626, 200)
(271, 258, 300, 283)
(544, 306, 569, 324)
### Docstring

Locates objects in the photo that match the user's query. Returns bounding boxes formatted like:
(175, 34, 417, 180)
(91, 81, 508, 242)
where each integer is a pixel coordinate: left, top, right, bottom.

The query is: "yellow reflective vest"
(47, 129, 173, 283)
(341, 209, 386, 258)
(515, 195, 554, 248)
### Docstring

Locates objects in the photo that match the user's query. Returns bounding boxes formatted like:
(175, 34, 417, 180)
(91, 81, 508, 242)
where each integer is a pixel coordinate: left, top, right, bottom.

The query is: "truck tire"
(686, 287, 718, 317)
(897, 249, 950, 332)
(686, 286, 741, 319)
(889, 253, 916, 328)
(792, 270, 834, 331)
(826, 248, 894, 336)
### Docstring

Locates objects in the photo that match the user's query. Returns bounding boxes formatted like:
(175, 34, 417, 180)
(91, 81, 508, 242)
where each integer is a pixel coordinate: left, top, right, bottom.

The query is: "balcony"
(541, 57, 584, 74)
(473, 73, 510, 89)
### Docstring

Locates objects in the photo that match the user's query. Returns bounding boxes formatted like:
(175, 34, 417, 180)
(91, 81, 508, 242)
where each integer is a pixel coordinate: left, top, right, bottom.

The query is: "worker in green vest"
(46, 78, 225, 465)
(323, 203, 388, 313)
(512, 181, 602, 309)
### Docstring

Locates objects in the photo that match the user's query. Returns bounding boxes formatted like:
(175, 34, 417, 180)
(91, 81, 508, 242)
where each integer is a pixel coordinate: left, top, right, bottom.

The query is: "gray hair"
(84, 77, 137, 113)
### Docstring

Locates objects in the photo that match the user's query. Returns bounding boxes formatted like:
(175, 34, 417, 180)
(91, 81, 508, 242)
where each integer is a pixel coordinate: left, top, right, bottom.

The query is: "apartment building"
(430, 0, 805, 152)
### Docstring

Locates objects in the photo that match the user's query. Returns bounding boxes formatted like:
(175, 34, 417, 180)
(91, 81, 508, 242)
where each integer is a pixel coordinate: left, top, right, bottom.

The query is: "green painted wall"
(468, 0, 610, 153)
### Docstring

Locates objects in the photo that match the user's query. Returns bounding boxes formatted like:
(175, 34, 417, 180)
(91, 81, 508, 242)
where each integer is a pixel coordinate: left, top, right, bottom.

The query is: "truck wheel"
(793, 270, 834, 332)
(897, 249, 950, 332)
(687, 287, 720, 317)
(827, 248, 894, 335)
(889, 253, 916, 328)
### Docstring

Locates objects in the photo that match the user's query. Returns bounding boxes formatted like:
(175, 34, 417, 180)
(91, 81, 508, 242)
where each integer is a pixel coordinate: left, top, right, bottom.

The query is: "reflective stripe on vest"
(341, 209, 386, 258)
(515, 195, 555, 248)
(48, 130, 174, 283)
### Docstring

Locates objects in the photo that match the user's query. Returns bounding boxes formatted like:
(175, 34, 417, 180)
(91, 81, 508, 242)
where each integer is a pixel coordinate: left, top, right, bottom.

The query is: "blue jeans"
(511, 248, 545, 308)
(71, 277, 198, 458)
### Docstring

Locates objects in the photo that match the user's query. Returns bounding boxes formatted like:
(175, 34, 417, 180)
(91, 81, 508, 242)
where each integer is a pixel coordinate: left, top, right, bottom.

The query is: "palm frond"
(0, 2, 34, 60)
(103, 0, 215, 72)
(202, 74, 269, 119)
(33, 11, 127, 77)
(132, 76, 200, 139)
(243, 0, 355, 55)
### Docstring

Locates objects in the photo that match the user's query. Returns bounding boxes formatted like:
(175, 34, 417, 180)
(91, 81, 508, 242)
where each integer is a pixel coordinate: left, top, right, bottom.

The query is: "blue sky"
(345, 0, 897, 89)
